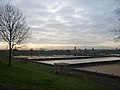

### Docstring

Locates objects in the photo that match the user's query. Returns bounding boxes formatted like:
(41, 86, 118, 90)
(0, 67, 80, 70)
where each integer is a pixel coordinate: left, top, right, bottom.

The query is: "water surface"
(36, 57, 120, 65)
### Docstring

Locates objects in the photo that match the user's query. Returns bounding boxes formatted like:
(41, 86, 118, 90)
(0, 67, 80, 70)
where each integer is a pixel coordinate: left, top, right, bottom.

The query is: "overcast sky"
(0, 0, 120, 49)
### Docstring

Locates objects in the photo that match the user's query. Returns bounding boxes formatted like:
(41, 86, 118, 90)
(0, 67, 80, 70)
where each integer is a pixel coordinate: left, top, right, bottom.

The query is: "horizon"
(0, 43, 119, 50)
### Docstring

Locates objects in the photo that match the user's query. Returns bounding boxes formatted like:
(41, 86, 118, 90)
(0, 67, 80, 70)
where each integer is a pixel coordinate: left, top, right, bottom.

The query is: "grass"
(0, 57, 108, 90)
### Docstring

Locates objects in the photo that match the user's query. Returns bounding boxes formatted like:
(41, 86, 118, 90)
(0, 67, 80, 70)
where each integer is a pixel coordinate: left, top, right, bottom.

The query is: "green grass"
(0, 57, 107, 90)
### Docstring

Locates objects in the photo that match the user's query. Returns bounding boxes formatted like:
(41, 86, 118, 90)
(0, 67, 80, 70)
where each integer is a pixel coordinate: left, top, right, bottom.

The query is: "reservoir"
(36, 57, 120, 65)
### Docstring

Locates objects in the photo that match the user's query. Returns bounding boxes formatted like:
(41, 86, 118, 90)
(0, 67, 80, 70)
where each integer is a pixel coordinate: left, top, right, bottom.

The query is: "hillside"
(0, 57, 110, 90)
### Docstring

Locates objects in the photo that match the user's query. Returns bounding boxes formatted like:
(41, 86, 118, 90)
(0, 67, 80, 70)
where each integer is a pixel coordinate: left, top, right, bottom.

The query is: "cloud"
(0, 0, 119, 49)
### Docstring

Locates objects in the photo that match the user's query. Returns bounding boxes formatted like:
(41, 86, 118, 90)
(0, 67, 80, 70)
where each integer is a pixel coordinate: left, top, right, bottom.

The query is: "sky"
(0, 0, 120, 50)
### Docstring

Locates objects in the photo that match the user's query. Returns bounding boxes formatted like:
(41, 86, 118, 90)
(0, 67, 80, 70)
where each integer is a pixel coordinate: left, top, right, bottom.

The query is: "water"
(36, 57, 120, 65)
(13, 55, 88, 59)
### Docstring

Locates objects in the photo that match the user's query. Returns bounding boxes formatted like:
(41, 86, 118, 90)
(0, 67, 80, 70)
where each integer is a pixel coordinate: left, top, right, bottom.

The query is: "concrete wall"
(70, 68, 120, 79)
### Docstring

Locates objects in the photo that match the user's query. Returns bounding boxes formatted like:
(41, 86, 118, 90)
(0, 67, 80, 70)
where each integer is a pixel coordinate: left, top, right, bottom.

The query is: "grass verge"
(0, 57, 108, 90)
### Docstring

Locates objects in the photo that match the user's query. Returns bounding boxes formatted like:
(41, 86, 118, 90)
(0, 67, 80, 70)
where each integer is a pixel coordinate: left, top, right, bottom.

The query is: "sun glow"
(0, 41, 119, 50)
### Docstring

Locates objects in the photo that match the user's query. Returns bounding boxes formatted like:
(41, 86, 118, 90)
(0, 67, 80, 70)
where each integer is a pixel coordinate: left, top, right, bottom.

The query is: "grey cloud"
(1, 0, 118, 48)
(55, 7, 75, 16)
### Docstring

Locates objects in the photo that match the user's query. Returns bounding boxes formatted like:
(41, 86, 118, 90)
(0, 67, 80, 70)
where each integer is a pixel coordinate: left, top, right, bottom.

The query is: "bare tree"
(113, 0, 120, 41)
(0, 3, 30, 66)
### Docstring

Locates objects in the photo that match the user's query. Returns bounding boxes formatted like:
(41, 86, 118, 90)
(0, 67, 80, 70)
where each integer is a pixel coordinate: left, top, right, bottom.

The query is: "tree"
(113, 0, 120, 42)
(0, 3, 30, 66)
(113, 0, 120, 41)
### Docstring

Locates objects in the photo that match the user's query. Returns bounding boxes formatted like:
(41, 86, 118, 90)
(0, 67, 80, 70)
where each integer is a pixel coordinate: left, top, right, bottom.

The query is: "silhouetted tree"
(113, 0, 120, 41)
(0, 3, 30, 66)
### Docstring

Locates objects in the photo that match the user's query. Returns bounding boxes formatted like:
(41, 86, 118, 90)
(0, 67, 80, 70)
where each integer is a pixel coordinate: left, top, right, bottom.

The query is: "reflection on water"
(13, 55, 88, 59)
(36, 57, 120, 65)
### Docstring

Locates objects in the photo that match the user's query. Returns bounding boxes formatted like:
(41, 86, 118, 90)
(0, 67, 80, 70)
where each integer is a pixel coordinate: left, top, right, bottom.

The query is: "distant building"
(74, 47, 76, 50)
(85, 48, 87, 51)
(92, 47, 95, 51)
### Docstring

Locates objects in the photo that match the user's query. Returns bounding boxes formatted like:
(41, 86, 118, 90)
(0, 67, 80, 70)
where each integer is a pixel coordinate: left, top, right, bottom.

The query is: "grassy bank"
(0, 57, 109, 90)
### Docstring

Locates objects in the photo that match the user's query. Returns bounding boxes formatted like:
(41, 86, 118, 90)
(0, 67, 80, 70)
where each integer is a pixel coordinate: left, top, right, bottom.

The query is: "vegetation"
(0, 3, 30, 66)
(0, 57, 108, 90)
(113, 0, 120, 41)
